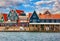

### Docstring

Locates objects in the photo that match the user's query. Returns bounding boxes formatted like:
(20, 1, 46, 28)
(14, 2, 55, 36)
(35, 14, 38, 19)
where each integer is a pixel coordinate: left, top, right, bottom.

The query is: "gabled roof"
(30, 11, 39, 19)
(11, 10, 24, 16)
(16, 10, 24, 15)
(39, 10, 60, 19)
(8, 10, 18, 21)
(30, 11, 40, 23)
(44, 10, 51, 15)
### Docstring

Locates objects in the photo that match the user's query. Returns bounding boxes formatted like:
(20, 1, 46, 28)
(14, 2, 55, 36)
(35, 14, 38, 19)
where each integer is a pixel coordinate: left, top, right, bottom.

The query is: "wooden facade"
(29, 23, 60, 31)
(0, 10, 60, 32)
(30, 11, 40, 23)
(29, 11, 60, 32)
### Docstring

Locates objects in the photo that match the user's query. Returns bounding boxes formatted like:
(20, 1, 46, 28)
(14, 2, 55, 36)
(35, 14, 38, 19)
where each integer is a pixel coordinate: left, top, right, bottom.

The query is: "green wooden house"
(8, 10, 18, 21)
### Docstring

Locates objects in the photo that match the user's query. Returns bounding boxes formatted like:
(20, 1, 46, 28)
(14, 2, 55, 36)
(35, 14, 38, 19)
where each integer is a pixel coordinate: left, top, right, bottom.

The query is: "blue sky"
(0, 0, 60, 14)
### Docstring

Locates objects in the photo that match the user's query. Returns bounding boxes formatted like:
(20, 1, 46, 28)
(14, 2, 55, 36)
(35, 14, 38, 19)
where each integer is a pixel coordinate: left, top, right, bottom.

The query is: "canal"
(0, 32, 60, 41)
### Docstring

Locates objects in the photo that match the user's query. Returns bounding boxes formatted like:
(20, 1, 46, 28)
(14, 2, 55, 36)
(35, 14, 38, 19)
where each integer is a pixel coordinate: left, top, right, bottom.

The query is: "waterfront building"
(30, 11, 40, 23)
(39, 10, 60, 23)
(6, 10, 18, 26)
(8, 10, 18, 21)
(3, 14, 8, 22)
(18, 12, 29, 27)
(4, 9, 27, 26)
(29, 11, 40, 31)
(0, 9, 60, 31)
(29, 10, 60, 31)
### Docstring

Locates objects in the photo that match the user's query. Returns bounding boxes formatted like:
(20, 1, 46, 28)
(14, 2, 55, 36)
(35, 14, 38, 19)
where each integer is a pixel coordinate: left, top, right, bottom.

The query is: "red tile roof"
(3, 14, 8, 21)
(39, 14, 60, 19)
(11, 10, 24, 16)
(38, 10, 60, 19)
(28, 10, 60, 19)
(16, 10, 24, 16)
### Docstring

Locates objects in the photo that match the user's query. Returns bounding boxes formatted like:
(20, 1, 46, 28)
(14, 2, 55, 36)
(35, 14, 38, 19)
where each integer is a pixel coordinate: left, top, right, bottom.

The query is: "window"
(33, 19, 37, 23)
(41, 19, 44, 23)
(46, 19, 52, 23)
(54, 19, 56, 23)
(46, 19, 50, 23)
(52, 20, 54, 23)
(44, 20, 46, 23)
(56, 19, 60, 23)
(49, 19, 52, 23)
(33, 20, 37, 22)
(40, 19, 42, 23)
(38, 20, 40, 22)
(58, 19, 60, 22)
(41, 19, 46, 23)
(33, 16, 36, 18)
(30, 20, 32, 21)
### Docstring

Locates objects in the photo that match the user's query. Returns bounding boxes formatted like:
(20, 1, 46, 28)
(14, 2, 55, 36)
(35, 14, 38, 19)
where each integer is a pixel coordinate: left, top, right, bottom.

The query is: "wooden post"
(54, 25, 55, 31)
(29, 25, 31, 31)
(38, 25, 39, 31)
(44, 24, 45, 31)
(39, 25, 41, 31)
(59, 25, 60, 31)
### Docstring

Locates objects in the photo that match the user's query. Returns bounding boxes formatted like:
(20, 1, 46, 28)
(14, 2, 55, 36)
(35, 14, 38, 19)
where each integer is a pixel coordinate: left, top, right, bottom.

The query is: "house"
(29, 11, 40, 23)
(8, 10, 18, 22)
(0, 13, 8, 23)
(29, 11, 40, 31)
(39, 10, 60, 23)
(29, 10, 60, 31)
(18, 12, 29, 27)
(3, 14, 8, 22)
(7, 9, 28, 26)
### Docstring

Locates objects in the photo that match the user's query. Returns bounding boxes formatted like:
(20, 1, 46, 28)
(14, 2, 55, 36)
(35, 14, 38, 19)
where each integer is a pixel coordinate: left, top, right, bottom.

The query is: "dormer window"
(44, 10, 51, 15)
(33, 19, 37, 23)
(33, 15, 36, 18)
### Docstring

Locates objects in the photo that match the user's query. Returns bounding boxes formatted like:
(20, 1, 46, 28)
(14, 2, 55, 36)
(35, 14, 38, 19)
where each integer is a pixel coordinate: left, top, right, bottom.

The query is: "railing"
(0, 23, 29, 27)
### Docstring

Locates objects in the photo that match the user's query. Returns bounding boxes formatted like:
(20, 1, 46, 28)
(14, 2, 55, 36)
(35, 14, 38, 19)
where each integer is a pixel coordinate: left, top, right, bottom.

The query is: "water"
(0, 32, 60, 41)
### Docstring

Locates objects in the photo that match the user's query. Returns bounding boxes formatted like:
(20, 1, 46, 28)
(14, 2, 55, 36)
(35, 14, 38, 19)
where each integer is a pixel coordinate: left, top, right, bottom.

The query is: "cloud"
(0, 0, 33, 12)
(23, 4, 30, 7)
(35, 6, 50, 14)
(0, 0, 60, 14)
(35, 1, 54, 5)
(35, 0, 60, 14)
(51, 0, 60, 13)
(0, 0, 27, 13)
(0, 0, 25, 8)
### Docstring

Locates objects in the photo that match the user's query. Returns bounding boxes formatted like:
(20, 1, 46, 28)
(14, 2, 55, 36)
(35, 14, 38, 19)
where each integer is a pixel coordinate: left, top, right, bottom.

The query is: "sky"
(0, 0, 60, 14)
